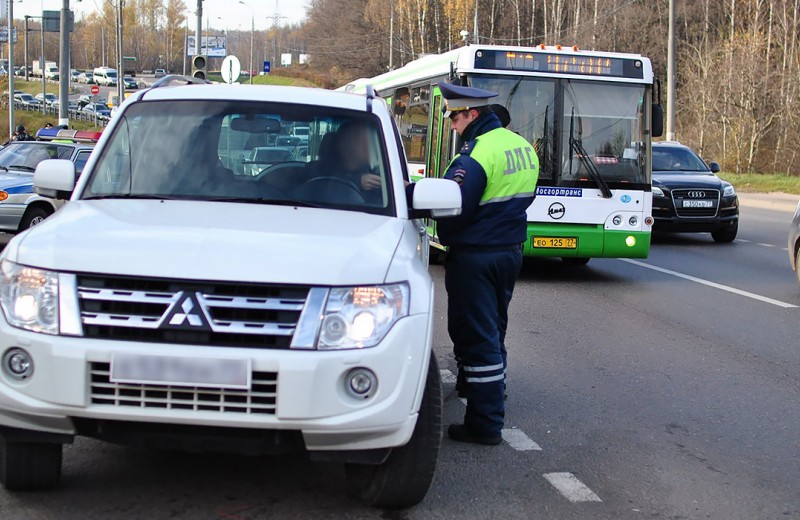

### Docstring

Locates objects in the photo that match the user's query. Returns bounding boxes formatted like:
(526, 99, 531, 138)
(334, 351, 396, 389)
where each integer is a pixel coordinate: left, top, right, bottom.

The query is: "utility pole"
(666, 0, 676, 140)
(182, 18, 187, 75)
(58, 0, 70, 127)
(388, 3, 394, 70)
(195, 0, 202, 59)
(116, 0, 124, 107)
(8, 0, 15, 139)
(473, 0, 479, 45)
(23, 16, 28, 81)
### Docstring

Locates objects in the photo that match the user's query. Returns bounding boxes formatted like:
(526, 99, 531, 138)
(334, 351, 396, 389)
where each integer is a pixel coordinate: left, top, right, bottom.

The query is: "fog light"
(629, 216, 638, 226)
(346, 367, 377, 398)
(625, 236, 637, 247)
(612, 215, 622, 226)
(3, 348, 33, 380)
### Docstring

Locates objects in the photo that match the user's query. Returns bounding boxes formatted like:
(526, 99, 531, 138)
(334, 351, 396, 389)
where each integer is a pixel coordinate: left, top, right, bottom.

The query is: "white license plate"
(111, 354, 251, 389)
(682, 200, 713, 208)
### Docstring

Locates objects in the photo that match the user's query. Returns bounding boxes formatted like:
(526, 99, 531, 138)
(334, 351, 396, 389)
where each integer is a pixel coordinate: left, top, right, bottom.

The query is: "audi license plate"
(533, 237, 577, 249)
(111, 354, 251, 389)
(682, 200, 713, 208)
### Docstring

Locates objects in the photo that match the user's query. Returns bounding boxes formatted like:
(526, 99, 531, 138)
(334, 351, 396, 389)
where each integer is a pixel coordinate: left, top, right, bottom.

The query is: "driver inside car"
(332, 121, 382, 193)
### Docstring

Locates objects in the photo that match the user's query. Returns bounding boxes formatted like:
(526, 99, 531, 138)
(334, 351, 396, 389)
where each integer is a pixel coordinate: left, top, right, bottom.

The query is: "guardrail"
(2, 99, 109, 127)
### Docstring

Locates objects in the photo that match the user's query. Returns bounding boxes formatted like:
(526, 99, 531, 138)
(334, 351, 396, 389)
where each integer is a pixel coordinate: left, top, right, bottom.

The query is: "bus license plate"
(682, 200, 713, 208)
(533, 237, 577, 249)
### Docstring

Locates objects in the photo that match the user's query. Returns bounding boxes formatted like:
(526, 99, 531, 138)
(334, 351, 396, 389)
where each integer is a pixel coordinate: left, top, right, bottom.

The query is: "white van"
(0, 80, 462, 508)
(92, 67, 117, 86)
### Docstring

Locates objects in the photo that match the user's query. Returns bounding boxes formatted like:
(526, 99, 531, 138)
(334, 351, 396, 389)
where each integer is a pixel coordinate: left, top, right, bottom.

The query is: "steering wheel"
(255, 161, 307, 179)
(297, 176, 365, 204)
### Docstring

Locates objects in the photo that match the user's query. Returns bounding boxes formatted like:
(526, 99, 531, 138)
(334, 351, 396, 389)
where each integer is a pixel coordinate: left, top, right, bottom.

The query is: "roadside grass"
(719, 172, 800, 194)
(0, 78, 81, 96)
(206, 72, 318, 88)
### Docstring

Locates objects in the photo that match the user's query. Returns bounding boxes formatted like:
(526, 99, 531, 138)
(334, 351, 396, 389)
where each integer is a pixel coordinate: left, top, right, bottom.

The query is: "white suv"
(0, 78, 461, 508)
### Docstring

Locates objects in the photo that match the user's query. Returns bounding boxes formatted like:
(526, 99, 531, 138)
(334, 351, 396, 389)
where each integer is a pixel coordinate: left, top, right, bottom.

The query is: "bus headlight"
(318, 284, 409, 350)
(0, 260, 59, 335)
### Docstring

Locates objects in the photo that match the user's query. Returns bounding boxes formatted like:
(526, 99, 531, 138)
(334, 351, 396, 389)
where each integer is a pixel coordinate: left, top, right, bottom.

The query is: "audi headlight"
(0, 260, 59, 335)
(652, 186, 665, 197)
(318, 284, 409, 350)
(723, 184, 736, 197)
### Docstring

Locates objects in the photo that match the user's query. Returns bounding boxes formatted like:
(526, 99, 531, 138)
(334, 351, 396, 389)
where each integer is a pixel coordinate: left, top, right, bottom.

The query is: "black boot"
(447, 424, 502, 445)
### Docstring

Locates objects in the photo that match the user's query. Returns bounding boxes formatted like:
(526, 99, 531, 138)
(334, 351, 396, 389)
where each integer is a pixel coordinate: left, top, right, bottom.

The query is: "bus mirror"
(652, 104, 664, 138)
(410, 178, 462, 218)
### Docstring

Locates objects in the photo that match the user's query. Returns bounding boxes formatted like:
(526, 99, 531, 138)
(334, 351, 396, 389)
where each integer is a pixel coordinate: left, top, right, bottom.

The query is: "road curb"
(738, 194, 798, 214)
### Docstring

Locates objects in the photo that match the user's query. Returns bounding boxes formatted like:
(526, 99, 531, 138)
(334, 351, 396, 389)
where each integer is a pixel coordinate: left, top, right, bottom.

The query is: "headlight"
(318, 284, 409, 350)
(0, 260, 59, 335)
(723, 185, 736, 197)
(652, 186, 665, 197)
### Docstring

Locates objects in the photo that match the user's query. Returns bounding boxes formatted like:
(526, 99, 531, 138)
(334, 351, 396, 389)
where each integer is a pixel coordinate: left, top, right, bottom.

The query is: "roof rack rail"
(365, 84, 375, 113)
(150, 74, 210, 89)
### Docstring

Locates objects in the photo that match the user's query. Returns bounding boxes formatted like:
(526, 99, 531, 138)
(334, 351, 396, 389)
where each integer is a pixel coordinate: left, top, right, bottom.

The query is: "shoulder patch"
(459, 140, 476, 155)
(452, 168, 467, 185)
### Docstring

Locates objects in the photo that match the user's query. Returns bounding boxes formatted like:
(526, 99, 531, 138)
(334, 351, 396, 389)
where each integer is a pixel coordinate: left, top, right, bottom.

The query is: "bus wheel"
(561, 257, 590, 266)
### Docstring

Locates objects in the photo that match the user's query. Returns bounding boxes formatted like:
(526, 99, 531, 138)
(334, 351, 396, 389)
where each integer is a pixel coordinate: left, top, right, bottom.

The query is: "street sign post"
(90, 85, 100, 95)
(263, 61, 270, 74)
(221, 55, 241, 85)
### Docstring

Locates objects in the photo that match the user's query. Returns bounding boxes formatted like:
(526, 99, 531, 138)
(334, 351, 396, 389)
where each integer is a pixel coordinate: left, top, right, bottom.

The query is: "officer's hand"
(360, 174, 382, 190)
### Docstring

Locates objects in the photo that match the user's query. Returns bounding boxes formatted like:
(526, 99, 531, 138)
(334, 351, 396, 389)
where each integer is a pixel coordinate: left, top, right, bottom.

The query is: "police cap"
(438, 81, 498, 117)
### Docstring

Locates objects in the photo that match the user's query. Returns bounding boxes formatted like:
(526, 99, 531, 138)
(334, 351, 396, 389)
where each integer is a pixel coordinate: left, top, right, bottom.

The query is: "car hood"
(0, 171, 33, 190)
(11, 200, 404, 286)
(652, 172, 724, 189)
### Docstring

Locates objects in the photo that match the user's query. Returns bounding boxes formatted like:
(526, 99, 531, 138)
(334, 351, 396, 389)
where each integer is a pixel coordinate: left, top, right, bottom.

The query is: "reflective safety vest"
(465, 128, 539, 205)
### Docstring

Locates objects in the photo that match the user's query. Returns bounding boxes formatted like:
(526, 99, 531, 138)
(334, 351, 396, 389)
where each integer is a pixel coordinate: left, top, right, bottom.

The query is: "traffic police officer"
(436, 81, 539, 445)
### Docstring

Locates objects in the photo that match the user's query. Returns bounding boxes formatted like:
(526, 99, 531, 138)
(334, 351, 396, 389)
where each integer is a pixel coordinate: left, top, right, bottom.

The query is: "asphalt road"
(0, 203, 799, 519)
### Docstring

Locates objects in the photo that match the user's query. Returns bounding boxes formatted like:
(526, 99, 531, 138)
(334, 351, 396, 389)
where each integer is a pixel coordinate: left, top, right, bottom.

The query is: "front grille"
(77, 275, 309, 348)
(671, 189, 720, 218)
(89, 362, 277, 414)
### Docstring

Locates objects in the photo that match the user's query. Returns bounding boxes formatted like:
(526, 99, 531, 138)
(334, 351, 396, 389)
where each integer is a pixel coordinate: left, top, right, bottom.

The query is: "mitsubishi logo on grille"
(687, 191, 706, 198)
(165, 293, 209, 330)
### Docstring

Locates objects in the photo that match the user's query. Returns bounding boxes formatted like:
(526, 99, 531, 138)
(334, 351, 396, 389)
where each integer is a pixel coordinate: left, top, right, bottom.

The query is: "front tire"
(0, 439, 63, 490)
(18, 206, 52, 231)
(711, 221, 738, 243)
(345, 354, 443, 509)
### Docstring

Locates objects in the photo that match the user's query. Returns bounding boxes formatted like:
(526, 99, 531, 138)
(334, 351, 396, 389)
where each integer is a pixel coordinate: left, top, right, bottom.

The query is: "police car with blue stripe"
(0, 129, 99, 232)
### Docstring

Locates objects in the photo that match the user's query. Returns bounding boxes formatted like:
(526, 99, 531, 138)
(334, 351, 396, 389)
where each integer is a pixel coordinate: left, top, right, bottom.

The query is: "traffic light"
(192, 55, 208, 81)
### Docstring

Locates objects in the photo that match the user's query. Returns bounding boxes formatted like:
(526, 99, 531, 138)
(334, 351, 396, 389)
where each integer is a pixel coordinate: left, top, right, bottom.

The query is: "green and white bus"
(342, 44, 663, 263)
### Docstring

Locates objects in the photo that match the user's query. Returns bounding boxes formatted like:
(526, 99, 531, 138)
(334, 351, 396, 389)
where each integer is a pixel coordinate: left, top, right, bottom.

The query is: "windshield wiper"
(202, 197, 322, 208)
(568, 108, 612, 199)
(7, 165, 35, 172)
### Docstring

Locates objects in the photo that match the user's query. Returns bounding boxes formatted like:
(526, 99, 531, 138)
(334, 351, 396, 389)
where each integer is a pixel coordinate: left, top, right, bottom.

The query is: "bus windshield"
(561, 81, 647, 186)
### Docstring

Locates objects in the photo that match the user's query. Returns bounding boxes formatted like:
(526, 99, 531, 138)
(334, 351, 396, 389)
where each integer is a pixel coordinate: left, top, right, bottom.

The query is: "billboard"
(0, 28, 18, 44)
(281, 53, 292, 66)
(186, 35, 227, 58)
(42, 10, 75, 32)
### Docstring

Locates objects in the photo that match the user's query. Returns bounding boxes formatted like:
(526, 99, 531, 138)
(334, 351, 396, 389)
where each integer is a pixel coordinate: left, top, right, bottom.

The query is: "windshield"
(561, 81, 647, 186)
(0, 143, 73, 169)
(652, 146, 709, 172)
(107, 71, 117, 78)
(470, 76, 556, 182)
(84, 100, 395, 216)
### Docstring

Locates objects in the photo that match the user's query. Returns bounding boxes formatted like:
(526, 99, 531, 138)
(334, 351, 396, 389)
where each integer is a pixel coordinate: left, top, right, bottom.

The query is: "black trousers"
(445, 246, 523, 436)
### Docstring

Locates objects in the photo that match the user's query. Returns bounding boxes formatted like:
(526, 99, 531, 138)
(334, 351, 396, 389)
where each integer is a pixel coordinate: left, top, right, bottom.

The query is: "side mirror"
(409, 178, 462, 218)
(34, 159, 76, 199)
(651, 103, 664, 138)
(709, 161, 721, 173)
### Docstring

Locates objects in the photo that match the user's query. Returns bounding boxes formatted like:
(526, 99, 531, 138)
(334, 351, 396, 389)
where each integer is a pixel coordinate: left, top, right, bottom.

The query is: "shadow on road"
(518, 257, 624, 284)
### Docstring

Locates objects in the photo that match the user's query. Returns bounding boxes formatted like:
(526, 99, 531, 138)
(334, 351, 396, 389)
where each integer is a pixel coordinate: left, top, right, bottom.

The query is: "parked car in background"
(14, 93, 42, 109)
(51, 99, 79, 111)
(0, 136, 98, 231)
(82, 102, 111, 119)
(71, 69, 81, 82)
(154, 68, 167, 78)
(77, 72, 94, 84)
(122, 76, 139, 89)
(93, 66, 118, 86)
(34, 93, 57, 107)
(651, 142, 739, 243)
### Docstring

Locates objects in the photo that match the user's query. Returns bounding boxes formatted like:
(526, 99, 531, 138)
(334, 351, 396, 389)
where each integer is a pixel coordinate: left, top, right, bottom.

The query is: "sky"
(7, 1, 309, 31)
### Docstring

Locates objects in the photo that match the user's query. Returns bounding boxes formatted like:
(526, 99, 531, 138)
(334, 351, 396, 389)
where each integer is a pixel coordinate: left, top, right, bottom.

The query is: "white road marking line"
(620, 258, 798, 309)
(543, 472, 603, 503)
(736, 239, 752, 243)
(783, 247, 790, 251)
(439, 369, 457, 384)
(757, 243, 775, 248)
(501, 428, 542, 451)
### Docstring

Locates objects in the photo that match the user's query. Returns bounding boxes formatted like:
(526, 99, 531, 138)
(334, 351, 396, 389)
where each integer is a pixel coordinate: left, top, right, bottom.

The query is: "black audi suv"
(651, 142, 739, 243)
